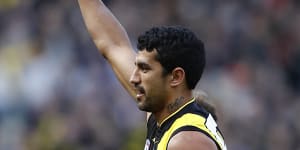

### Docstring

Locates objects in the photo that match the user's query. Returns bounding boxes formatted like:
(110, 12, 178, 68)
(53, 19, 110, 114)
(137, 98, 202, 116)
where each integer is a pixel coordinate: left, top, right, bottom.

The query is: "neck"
(154, 91, 193, 126)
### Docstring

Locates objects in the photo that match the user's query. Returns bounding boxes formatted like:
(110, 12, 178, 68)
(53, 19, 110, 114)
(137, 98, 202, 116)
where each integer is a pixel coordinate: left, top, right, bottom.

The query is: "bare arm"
(78, 0, 136, 97)
(168, 131, 218, 150)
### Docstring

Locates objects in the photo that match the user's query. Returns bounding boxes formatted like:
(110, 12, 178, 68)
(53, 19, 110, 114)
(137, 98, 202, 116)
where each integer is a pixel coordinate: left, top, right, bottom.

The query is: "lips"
(135, 86, 145, 99)
(136, 93, 144, 100)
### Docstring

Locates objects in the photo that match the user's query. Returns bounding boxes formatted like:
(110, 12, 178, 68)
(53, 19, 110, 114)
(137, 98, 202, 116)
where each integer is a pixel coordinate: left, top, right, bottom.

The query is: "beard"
(137, 94, 165, 113)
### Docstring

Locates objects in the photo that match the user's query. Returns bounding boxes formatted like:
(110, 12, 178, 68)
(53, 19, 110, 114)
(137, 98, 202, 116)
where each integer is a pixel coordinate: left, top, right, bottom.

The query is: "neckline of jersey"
(157, 97, 195, 127)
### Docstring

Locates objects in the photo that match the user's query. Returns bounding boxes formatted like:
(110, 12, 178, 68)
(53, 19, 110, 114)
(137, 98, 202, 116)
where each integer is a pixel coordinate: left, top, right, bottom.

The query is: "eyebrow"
(135, 61, 151, 69)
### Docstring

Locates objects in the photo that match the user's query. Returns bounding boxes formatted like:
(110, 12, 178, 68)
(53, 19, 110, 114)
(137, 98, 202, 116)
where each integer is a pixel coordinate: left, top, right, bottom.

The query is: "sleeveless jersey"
(144, 98, 227, 150)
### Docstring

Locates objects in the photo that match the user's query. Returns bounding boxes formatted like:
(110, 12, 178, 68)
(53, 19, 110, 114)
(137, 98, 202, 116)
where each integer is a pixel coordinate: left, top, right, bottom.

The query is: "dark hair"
(137, 26, 205, 89)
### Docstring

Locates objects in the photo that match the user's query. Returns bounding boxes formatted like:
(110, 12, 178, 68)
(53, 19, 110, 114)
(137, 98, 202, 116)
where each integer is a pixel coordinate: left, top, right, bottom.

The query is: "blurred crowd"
(0, 0, 299, 149)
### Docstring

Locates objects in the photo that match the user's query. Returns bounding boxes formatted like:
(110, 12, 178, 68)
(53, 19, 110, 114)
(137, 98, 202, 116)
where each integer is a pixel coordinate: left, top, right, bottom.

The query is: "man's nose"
(129, 68, 140, 85)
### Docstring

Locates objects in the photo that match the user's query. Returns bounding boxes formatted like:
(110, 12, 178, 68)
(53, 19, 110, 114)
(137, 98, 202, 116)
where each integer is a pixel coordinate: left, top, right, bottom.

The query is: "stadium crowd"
(0, 0, 299, 149)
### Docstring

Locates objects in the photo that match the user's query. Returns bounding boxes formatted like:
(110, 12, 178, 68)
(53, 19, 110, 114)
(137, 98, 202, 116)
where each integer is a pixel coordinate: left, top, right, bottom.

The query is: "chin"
(137, 102, 145, 110)
(137, 103, 150, 112)
(138, 106, 148, 112)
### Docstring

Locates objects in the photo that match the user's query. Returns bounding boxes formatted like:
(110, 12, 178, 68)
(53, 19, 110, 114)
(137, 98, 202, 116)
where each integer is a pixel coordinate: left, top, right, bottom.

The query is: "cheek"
(144, 76, 167, 95)
(141, 69, 168, 94)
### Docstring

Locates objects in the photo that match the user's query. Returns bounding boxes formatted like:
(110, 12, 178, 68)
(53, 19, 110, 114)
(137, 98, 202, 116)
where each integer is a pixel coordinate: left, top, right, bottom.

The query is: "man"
(77, 0, 227, 149)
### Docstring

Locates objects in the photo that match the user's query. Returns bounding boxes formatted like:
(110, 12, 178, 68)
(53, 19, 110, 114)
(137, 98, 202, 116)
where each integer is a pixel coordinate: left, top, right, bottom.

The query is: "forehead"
(135, 50, 158, 63)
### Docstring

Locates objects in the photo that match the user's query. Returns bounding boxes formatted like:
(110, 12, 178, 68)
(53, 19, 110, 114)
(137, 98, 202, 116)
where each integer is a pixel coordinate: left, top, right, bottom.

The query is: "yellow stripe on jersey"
(157, 113, 227, 150)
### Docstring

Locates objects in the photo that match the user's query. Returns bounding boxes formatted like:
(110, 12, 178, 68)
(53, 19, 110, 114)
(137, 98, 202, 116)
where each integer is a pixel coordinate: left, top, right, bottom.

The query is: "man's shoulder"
(167, 113, 226, 150)
(168, 130, 218, 150)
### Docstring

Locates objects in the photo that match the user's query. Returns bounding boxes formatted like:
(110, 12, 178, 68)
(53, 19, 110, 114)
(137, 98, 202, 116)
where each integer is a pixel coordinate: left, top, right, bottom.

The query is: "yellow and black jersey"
(144, 98, 227, 150)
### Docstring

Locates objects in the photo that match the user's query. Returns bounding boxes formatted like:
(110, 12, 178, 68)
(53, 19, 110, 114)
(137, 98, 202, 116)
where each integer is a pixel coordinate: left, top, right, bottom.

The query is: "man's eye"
(141, 68, 149, 73)
(137, 63, 150, 73)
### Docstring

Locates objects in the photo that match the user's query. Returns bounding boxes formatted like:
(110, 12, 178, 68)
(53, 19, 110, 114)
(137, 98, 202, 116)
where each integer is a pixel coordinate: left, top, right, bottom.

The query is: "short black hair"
(137, 26, 205, 89)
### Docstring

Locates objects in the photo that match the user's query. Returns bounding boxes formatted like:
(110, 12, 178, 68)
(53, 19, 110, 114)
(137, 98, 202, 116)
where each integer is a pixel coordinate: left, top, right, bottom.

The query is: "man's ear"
(170, 67, 185, 87)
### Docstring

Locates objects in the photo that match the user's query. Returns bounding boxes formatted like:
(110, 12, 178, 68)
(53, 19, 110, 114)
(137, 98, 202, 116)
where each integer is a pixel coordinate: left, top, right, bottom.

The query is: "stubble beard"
(137, 96, 164, 113)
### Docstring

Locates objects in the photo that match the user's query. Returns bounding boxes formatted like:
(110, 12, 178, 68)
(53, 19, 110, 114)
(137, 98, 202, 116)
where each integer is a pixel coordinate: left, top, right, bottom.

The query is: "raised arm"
(78, 0, 136, 97)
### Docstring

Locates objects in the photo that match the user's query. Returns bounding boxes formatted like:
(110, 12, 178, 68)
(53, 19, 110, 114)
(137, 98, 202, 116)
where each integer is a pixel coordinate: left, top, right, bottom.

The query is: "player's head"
(130, 26, 205, 112)
(137, 26, 206, 89)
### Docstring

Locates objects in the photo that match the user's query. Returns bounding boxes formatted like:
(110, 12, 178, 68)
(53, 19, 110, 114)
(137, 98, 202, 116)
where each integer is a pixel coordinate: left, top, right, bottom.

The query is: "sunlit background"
(0, 0, 299, 149)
